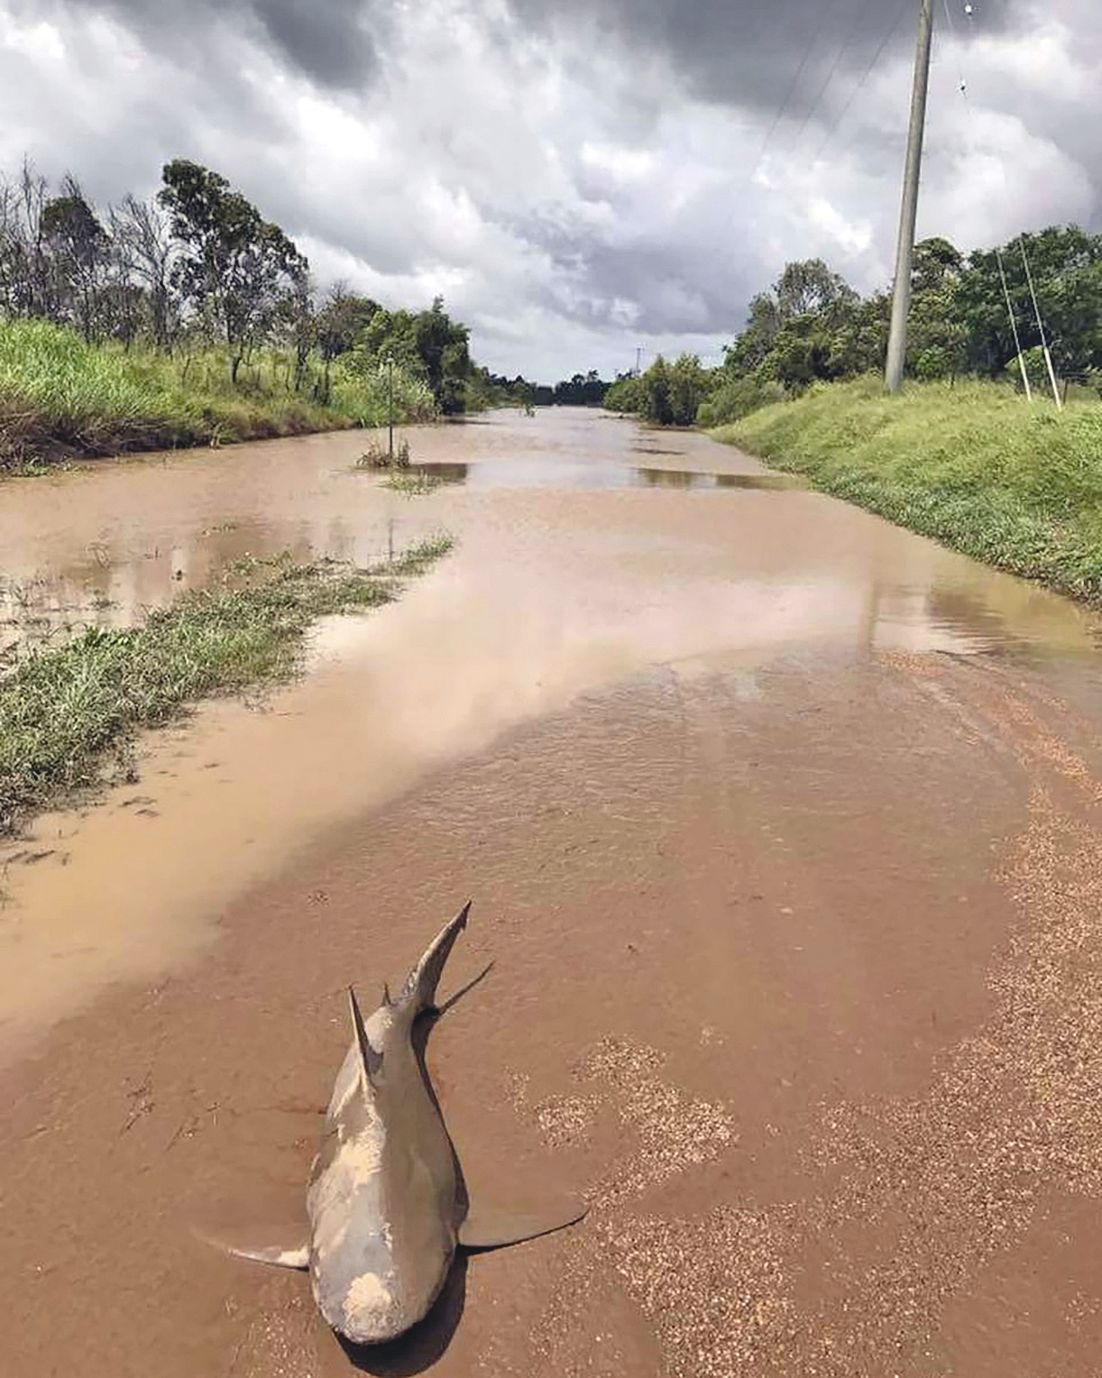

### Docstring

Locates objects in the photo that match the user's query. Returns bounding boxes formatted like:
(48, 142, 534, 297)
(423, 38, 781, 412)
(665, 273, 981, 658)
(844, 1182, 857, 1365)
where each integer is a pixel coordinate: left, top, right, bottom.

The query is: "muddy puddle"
(0, 405, 1099, 1060)
(4, 406, 1102, 1377)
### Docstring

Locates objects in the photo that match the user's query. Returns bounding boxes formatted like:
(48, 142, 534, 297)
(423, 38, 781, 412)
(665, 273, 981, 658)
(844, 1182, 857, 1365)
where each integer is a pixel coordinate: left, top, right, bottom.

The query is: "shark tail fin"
(396, 901, 471, 1015)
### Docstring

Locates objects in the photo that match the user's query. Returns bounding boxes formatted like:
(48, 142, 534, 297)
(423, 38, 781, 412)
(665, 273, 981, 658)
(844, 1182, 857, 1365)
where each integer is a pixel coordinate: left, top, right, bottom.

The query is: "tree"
(724, 292, 781, 374)
(552, 370, 610, 406)
(604, 372, 645, 414)
(666, 354, 713, 425)
(110, 194, 177, 350)
(773, 258, 858, 324)
(351, 296, 473, 414)
(315, 282, 380, 362)
(415, 297, 471, 414)
(955, 227, 1102, 378)
(0, 162, 58, 322)
(158, 159, 308, 382)
(40, 177, 111, 341)
(642, 355, 674, 425)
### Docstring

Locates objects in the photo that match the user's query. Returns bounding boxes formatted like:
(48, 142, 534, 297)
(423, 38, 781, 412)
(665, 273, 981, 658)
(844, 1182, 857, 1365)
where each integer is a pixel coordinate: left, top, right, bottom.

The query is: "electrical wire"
(743, 0, 850, 189)
(808, 0, 913, 165)
(790, 0, 885, 149)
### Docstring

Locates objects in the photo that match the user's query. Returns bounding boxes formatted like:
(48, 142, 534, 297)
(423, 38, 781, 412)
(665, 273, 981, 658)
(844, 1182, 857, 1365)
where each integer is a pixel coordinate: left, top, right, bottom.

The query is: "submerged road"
(2, 407, 1101, 1376)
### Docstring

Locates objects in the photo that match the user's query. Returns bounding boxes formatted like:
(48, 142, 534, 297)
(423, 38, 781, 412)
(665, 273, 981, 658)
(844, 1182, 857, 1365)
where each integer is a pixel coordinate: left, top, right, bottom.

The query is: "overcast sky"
(1, 0, 1098, 380)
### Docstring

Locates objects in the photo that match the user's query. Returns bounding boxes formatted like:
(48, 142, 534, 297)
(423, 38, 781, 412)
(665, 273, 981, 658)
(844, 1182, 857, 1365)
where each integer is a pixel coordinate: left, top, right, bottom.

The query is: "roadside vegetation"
(0, 535, 453, 834)
(0, 158, 524, 467)
(594, 225, 1102, 601)
(605, 227, 1102, 428)
(716, 377, 1102, 602)
(0, 317, 436, 464)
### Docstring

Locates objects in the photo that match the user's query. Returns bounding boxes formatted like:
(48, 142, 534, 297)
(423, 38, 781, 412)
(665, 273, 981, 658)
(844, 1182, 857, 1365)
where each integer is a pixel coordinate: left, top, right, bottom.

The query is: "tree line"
(606, 225, 1102, 426)
(0, 158, 514, 415)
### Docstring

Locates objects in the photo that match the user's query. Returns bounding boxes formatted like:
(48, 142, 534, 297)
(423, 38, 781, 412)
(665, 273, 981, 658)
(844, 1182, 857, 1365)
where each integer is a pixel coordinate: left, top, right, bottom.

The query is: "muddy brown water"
(3, 407, 1102, 1376)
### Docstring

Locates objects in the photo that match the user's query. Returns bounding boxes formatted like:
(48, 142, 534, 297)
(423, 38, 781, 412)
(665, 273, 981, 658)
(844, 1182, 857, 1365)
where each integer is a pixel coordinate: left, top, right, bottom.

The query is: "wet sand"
(2, 409, 1102, 1375)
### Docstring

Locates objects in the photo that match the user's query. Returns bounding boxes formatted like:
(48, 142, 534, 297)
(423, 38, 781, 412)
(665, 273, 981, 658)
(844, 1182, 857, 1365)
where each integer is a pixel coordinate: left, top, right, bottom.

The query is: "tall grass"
(713, 376, 1102, 603)
(0, 535, 454, 833)
(0, 319, 435, 466)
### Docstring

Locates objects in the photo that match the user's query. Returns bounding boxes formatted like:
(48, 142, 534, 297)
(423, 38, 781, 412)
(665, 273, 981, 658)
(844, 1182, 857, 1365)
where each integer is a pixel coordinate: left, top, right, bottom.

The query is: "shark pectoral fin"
(223, 1240, 307, 1267)
(457, 1200, 587, 1251)
(221, 1240, 310, 1270)
(194, 1225, 310, 1270)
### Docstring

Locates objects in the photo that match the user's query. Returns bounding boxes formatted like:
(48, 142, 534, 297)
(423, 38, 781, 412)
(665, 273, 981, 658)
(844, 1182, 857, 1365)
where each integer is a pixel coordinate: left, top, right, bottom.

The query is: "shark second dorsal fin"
(348, 986, 383, 1081)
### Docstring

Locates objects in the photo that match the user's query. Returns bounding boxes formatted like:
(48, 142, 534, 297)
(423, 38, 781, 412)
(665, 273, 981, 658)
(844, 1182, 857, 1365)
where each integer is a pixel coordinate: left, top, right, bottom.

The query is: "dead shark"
(225, 902, 585, 1345)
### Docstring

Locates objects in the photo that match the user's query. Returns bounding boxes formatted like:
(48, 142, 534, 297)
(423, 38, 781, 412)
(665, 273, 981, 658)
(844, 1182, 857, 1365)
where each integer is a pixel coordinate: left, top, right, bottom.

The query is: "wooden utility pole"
(885, 0, 935, 393)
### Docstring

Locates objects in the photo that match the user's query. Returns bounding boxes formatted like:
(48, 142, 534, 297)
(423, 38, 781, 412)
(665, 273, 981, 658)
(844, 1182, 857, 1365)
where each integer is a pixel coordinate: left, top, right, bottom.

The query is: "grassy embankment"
(0, 318, 435, 469)
(713, 377, 1102, 603)
(0, 535, 452, 834)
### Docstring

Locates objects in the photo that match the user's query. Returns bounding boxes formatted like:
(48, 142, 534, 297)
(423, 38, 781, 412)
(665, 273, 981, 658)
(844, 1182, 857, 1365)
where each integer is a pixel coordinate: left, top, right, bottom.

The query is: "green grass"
(381, 470, 443, 496)
(0, 318, 435, 467)
(0, 534, 454, 833)
(713, 376, 1102, 603)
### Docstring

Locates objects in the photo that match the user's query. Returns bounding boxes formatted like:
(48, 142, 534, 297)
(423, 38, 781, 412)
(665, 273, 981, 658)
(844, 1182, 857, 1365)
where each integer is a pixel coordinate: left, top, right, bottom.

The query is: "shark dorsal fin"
(348, 986, 383, 1081)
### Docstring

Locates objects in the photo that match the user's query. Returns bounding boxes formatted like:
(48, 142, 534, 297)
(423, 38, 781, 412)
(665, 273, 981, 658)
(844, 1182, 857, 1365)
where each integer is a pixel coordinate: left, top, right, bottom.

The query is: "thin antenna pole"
(1018, 238, 1062, 407)
(885, 0, 935, 393)
(997, 252, 1032, 401)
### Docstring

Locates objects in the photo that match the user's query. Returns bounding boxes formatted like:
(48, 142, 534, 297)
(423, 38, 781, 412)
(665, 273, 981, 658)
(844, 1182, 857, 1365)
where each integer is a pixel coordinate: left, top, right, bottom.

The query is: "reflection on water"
(408, 459, 807, 492)
(633, 468, 807, 491)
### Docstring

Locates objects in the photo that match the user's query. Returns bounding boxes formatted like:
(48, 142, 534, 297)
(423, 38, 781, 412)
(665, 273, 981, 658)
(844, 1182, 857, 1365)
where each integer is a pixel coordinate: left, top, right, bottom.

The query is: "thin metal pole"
(885, 0, 935, 394)
(386, 356, 394, 461)
(1018, 238, 1062, 408)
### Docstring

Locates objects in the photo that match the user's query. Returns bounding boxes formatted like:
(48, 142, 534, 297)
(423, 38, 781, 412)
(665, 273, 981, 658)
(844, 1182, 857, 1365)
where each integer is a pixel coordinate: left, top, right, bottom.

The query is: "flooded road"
(2, 407, 1102, 1376)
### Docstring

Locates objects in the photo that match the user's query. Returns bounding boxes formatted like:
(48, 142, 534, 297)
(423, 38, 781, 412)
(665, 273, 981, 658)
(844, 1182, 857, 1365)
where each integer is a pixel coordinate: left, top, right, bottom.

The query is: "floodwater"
(2, 407, 1102, 1377)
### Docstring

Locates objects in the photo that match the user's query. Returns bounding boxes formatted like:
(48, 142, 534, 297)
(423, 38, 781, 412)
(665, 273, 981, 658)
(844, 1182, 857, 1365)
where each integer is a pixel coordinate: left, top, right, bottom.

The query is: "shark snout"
(325, 1269, 406, 1346)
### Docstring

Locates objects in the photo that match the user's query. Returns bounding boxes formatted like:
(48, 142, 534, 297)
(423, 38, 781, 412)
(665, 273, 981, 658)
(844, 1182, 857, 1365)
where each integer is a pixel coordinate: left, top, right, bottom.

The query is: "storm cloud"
(0, 0, 1098, 378)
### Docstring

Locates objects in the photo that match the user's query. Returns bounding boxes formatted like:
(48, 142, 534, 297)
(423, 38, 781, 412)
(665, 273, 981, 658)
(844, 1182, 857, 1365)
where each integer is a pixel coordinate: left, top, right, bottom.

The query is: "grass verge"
(0, 319, 436, 467)
(713, 376, 1102, 603)
(0, 534, 453, 834)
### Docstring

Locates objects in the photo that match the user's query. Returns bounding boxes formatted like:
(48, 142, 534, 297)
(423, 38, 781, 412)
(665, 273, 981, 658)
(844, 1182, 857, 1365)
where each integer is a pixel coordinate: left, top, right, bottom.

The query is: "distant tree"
(552, 370, 610, 406)
(158, 159, 308, 382)
(666, 354, 713, 425)
(642, 355, 673, 425)
(773, 258, 857, 323)
(351, 296, 473, 414)
(603, 371, 645, 414)
(0, 161, 52, 320)
(40, 177, 111, 341)
(109, 194, 177, 350)
(315, 282, 380, 362)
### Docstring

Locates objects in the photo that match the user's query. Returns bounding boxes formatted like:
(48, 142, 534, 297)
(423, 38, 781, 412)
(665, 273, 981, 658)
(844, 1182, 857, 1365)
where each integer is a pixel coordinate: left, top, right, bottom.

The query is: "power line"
(743, 0, 849, 189)
(809, 0, 913, 165)
(790, 0, 884, 149)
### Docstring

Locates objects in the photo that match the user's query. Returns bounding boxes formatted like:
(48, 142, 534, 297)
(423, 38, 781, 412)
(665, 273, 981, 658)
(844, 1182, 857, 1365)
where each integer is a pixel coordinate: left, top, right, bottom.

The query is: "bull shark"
(224, 902, 585, 1345)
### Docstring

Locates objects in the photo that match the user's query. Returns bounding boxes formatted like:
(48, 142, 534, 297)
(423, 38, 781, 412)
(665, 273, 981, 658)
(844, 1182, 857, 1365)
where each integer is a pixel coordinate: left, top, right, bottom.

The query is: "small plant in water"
(356, 437, 411, 471)
(383, 469, 441, 497)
